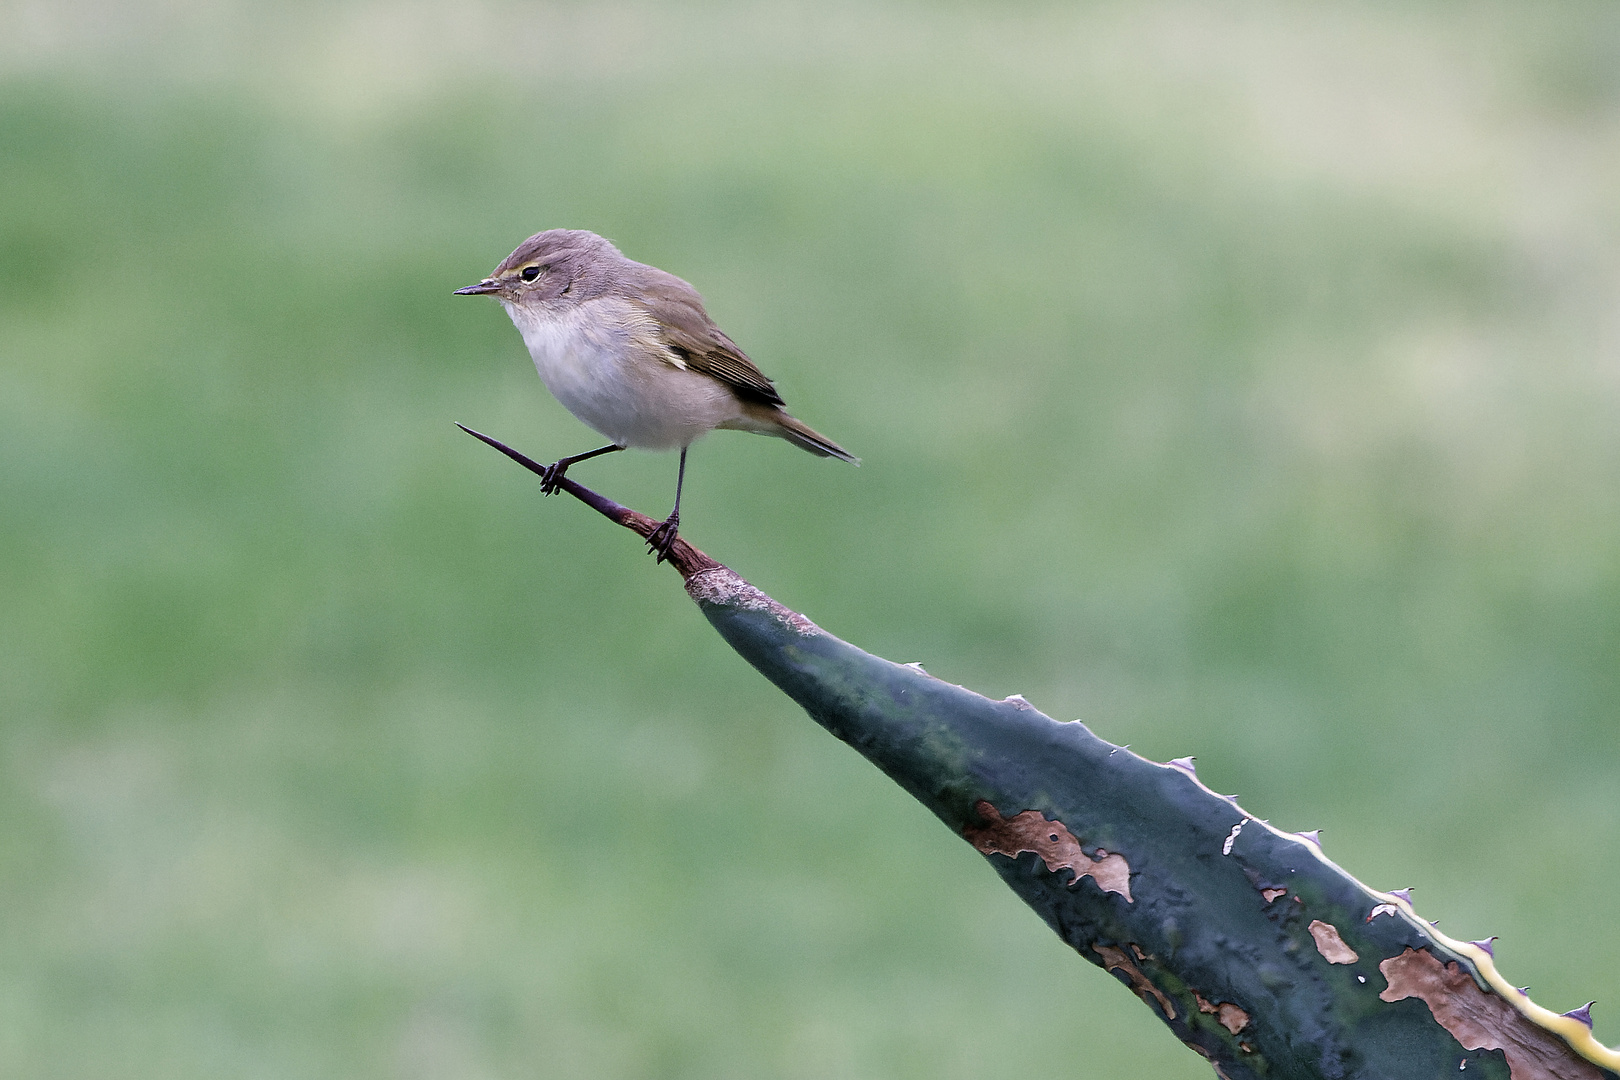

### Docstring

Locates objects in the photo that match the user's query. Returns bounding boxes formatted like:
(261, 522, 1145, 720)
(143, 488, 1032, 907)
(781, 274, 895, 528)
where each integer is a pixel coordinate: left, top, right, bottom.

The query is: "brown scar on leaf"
(1308, 920, 1360, 964)
(965, 801, 1133, 902)
(1195, 990, 1252, 1035)
(1094, 944, 1176, 1020)
(1244, 868, 1288, 904)
(1380, 948, 1608, 1080)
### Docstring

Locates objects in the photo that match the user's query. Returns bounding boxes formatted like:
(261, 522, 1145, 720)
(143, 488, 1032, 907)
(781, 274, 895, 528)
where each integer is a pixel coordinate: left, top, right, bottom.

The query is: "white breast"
(503, 298, 742, 451)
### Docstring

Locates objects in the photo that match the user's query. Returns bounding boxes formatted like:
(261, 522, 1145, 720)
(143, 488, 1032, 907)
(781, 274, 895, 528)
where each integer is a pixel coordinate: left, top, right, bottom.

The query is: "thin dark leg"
(647, 446, 687, 562)
(541, 443, 623, 495)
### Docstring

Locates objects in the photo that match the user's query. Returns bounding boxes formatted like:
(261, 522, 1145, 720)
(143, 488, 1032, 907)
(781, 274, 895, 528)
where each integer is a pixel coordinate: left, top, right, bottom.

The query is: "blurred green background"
(3, 2, 1618, 1076)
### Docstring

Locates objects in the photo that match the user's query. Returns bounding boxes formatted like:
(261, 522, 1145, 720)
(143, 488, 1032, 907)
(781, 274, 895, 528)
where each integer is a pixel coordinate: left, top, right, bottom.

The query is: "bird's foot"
(538, 461, 569, 495)
(646, 513, 680, 563)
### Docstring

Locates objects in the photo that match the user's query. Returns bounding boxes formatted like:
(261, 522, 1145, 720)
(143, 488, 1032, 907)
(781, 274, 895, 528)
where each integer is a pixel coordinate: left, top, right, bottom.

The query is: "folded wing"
(629, 269, 786, 407)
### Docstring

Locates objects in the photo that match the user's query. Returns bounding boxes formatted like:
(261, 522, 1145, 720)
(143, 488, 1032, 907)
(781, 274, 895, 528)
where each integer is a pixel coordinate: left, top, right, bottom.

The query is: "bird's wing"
(630, 272, 786, 407)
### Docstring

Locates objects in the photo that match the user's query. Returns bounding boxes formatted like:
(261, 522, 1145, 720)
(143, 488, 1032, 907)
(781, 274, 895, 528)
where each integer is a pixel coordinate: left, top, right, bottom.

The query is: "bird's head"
(454, 229, 619, 308)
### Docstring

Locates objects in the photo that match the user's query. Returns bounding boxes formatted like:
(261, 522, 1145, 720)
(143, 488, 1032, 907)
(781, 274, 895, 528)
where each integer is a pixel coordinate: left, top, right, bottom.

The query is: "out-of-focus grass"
(2, 3, 1618, 1077)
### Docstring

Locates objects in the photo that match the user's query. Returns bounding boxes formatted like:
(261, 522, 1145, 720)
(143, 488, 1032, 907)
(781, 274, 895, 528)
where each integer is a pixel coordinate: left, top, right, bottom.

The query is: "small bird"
(456, 229, 856, 559)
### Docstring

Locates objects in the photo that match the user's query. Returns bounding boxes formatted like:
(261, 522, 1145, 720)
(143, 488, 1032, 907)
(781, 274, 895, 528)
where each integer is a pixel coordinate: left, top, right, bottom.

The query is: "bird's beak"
(454, 279, 501, 295)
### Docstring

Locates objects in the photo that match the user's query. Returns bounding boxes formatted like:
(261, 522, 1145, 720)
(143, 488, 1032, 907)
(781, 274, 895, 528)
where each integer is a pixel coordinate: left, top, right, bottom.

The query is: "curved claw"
(539, 461, 567, 495)
(646, 514, 680, 563)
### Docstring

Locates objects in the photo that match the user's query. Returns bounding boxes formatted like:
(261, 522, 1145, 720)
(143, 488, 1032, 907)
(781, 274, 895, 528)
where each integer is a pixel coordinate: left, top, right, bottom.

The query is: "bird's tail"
(744, 408, 859, 464)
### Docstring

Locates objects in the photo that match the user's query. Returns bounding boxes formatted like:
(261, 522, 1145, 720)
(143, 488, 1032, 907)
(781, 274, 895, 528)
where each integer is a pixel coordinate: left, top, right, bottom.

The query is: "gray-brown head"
(454, 229, 625, 305)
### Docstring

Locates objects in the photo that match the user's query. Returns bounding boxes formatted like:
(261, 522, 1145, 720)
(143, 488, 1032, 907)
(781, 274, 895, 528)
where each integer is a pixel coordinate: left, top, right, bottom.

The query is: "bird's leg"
(647, 446, 687, 562)
(541, 443, 623, 495)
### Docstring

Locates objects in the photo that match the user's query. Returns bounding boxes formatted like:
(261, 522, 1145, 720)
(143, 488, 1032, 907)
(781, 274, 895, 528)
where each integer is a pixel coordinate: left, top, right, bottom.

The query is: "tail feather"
(756, 409, 859, 464)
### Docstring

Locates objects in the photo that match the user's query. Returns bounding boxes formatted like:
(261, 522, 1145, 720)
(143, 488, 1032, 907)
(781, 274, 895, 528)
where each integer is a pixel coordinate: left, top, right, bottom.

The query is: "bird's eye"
(520, 265, 541, 282)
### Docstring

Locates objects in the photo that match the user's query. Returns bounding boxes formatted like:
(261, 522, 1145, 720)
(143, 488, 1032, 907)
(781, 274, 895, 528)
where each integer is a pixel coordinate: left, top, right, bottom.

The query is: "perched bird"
(456, 229, 856, 559)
